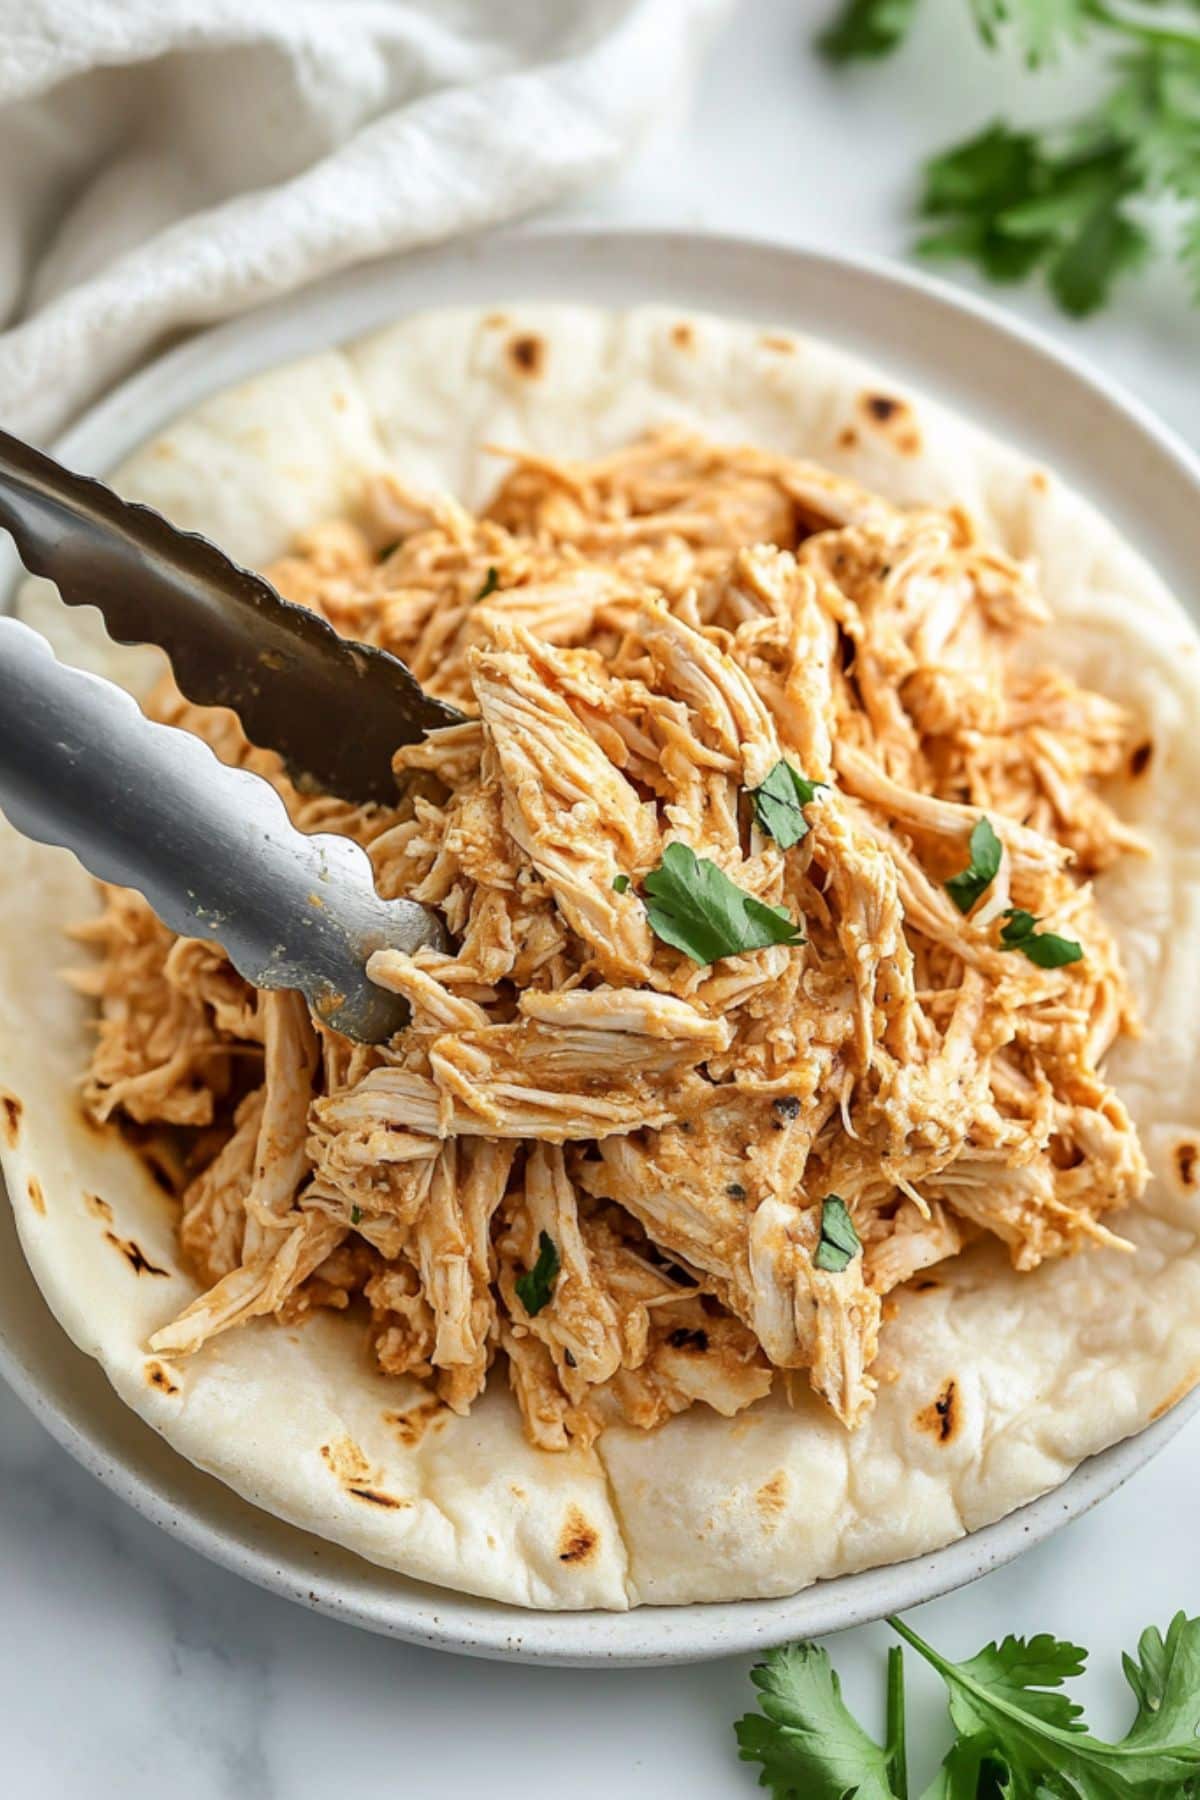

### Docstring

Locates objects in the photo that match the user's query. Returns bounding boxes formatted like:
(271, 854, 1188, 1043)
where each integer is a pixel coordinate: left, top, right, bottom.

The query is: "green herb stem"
(887, 1645, 909, 1800)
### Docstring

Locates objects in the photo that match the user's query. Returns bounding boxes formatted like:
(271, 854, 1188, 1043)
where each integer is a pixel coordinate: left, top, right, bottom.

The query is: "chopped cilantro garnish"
(612, 873, 631, 893)
(515, 1230, 560, 1317)
(1001, 907, 1083, 968)
(473, 566, 500, 603)
(750, 761, 828, 850)
(642, 842, 804, 965)
(945, 816, 1002, 914)
(813, 1195, 861, 1273)
(350, 1204, 362, 1226)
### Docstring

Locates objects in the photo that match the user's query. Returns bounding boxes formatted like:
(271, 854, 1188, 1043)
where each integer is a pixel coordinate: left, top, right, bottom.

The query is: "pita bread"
(3, 303, 1199, 1609)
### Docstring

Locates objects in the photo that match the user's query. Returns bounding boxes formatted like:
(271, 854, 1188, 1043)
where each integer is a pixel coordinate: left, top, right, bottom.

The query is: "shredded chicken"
(75, 429, 1148, 1447)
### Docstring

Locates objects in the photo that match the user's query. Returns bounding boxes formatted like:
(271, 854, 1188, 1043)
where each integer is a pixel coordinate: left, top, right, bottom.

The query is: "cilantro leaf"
(1047, 186, 1151, 317)
(919, 123, 1148, 316)
(1119, 1612, 1200, 1761)
(473, 566, 500, 603)
(735, 1615, 1200, 1800)
(1115, 36, 1200, 303)
(821, 6, 1200, 315)
(945, 816, 1002, 914)
(751, 761, 827, 850)
(735, 1641, 896, 1799)
(919, 1736, 1004, 1799)
(967, 0, 1094, 65)
(642, 842, 804, 965)
(918, 124, 1052, 284)
(514, 1230, 560, 1317)
(350, 1204, 362, 1226)
(938, 1631, 1088, 1737)
(1000, 908, 1083, 968)
(894, 1613, 1200, 1796)
(612, 873, 631, 893)
(818, 0, 921, 63)
(813, 1195, 861, 1273)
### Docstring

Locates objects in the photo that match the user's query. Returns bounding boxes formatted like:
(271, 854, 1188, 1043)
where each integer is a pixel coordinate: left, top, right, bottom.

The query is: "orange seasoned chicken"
(74, 430, 1146, 1447)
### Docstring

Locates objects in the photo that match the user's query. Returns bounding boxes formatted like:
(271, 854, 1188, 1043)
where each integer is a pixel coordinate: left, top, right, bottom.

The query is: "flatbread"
(3, 303, 1199, 1610)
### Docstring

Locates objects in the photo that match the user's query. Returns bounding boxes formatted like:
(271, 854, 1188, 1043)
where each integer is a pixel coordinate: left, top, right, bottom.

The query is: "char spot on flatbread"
(384, 1396, 447, 1446)
(104, 1231, 168, 1277)
(0, 1091, 21, 1146)
(145, 1360, 180, 1396)
(321, 1437, 371, 1482)
(914, 1277, 940, 1292)
(863, 392, 901, 423)
(84, 1191, 113, 1222)
(321, 1438, 406, 1506)
(756, 1472, 788, 1516)
(860, 390, 923, 455)
(26, 1176, 45, 1215)
(1176, 1142, 1198, 1188)
(838, 426, 859, 451)
(671, 321, 696, 350)
(916, 1378, 959, 1443)
(558, 1504, 598, 1564)
(508, 333, 545, 377)
(1128, 739, 1153, 778)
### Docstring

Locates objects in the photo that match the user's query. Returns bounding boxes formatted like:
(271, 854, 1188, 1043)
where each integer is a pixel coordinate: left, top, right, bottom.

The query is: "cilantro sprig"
(737, 1611, 1200, 1797)
(819, 1, 1200, 315)
(751, 761, 827, 850)
(942, 823, 1085, 966)
(945, 817, 1002, 915)
(514, 1230, 560, 1317)
(642, 842, 804, 965)
(1000, 906, 1083, 968)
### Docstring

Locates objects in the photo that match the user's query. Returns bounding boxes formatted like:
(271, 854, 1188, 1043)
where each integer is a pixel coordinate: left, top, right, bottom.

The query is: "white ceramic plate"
(2, 226, 1199, 1666)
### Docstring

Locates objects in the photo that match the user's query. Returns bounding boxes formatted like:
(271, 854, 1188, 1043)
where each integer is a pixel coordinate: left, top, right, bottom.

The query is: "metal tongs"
(0, 430, 464, 1042)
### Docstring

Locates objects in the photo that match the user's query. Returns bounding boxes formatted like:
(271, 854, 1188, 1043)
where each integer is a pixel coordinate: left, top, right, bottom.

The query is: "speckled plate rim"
(2, 224, 1199, 1666)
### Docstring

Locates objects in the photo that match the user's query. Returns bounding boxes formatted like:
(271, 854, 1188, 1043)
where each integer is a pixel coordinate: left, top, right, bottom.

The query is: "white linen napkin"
(0, 0, 726, 440)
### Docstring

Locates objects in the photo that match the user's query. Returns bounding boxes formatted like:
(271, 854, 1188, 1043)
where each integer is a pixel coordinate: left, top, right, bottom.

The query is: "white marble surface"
(3, 2, 1198, 1793)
